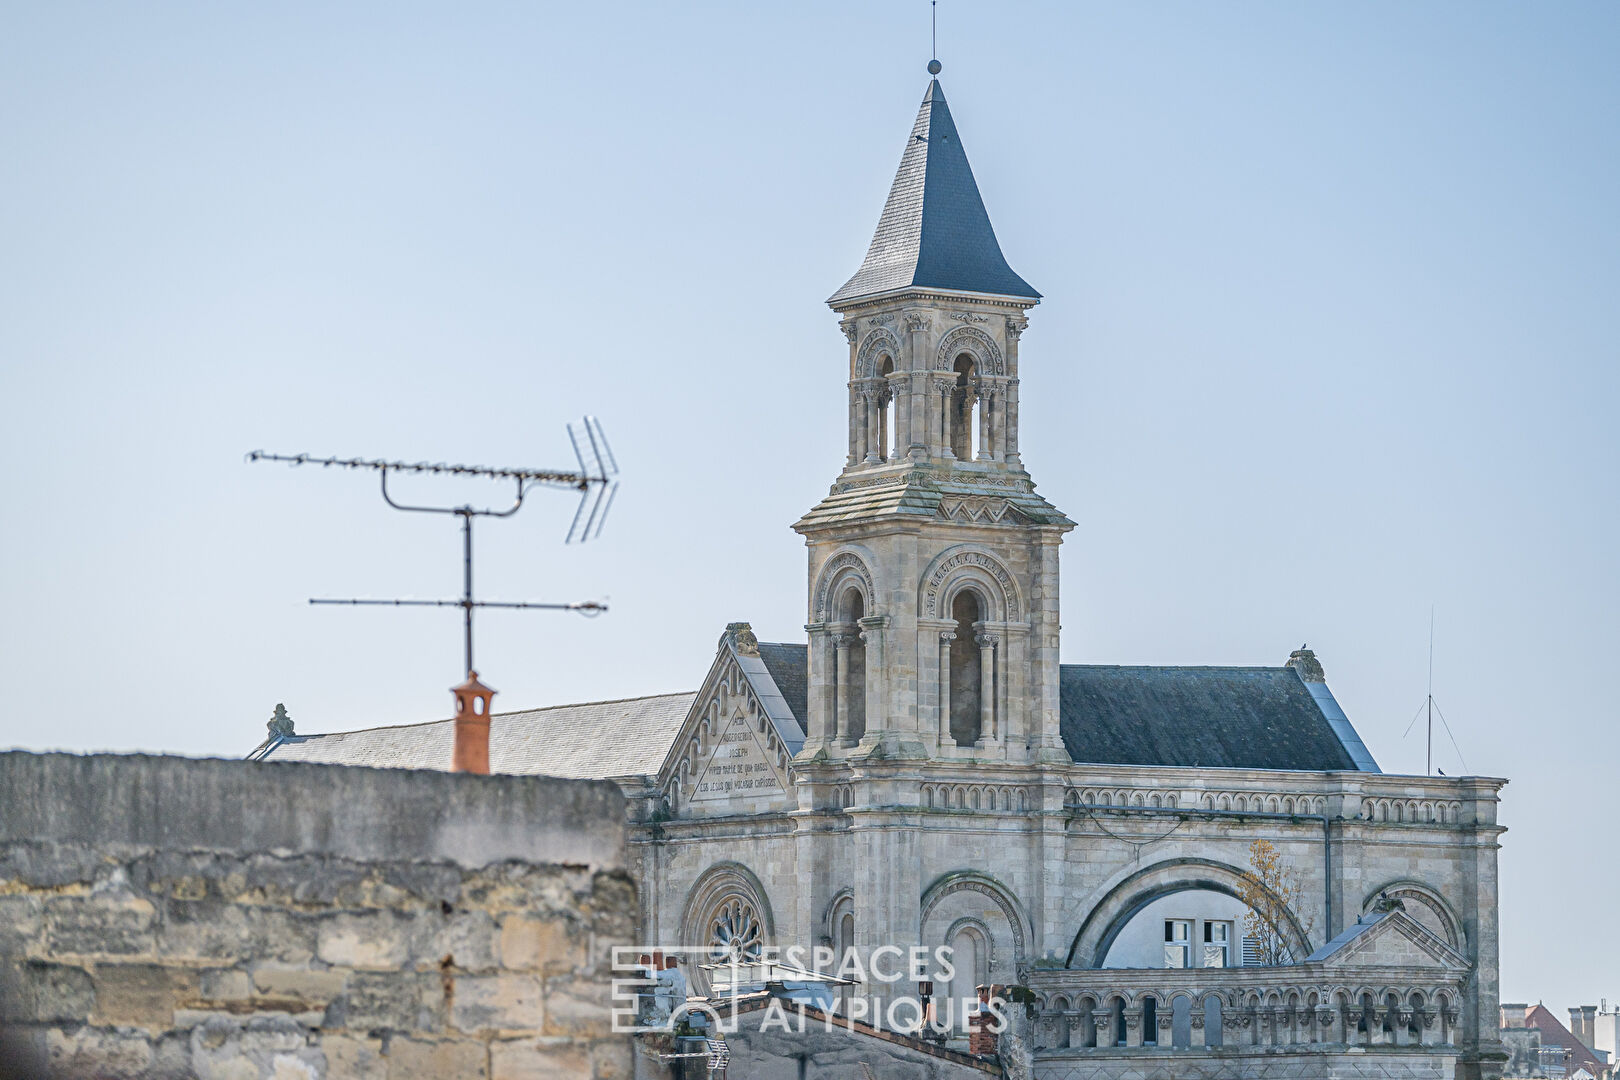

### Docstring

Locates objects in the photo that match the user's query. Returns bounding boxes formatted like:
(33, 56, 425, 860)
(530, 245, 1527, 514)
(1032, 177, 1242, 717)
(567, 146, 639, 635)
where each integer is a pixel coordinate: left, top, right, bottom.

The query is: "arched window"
(950, 354, 978, 460)
(879, 355, 896, 461)
(946, 924, 987, 1032)
(949, 590, 983, 746)
(834, 589, 866, 745)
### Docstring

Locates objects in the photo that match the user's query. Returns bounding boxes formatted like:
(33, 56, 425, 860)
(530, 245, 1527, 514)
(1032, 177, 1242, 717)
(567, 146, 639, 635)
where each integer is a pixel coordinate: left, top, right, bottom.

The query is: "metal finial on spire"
(929, 1, 941, 75)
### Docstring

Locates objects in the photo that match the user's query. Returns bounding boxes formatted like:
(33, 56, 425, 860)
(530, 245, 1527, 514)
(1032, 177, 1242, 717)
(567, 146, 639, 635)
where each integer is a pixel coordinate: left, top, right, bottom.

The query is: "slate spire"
(829, 77, 1038, 306)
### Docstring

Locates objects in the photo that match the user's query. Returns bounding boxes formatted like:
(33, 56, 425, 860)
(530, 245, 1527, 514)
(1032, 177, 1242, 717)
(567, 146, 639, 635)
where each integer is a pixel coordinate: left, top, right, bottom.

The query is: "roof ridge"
(287, 689, 699, 740)
(1059, 664, 1290, 672)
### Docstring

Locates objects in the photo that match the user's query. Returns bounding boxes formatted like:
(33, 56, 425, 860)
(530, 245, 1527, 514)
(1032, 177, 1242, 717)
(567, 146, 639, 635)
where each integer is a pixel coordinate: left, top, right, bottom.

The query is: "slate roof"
(828, 79, 1038, 306)
(1058, 665, 1377, 772)
(757, 643, 808, 730)
(253, 650, 1377, 779)
(251, 692, 694, 780)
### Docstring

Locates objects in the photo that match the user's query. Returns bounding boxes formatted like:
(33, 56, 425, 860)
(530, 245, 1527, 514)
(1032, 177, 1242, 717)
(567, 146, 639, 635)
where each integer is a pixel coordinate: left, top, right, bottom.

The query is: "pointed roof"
(829, 78, 1039, 306)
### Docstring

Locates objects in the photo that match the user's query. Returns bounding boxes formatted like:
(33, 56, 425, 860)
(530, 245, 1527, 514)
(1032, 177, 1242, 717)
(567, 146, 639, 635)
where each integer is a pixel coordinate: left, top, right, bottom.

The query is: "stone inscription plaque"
(691, 712, 784, 802)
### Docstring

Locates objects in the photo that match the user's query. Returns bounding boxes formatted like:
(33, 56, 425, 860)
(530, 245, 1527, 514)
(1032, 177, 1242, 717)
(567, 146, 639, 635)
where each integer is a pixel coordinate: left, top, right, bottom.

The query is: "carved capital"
(975, 632, 1000, 649)
(938, 630, 956, 645)
(831, 632, 859, 650)
(840, 321, 859, 344)
(904, 312, 930, 333)
(1005, 316, 1028, 340)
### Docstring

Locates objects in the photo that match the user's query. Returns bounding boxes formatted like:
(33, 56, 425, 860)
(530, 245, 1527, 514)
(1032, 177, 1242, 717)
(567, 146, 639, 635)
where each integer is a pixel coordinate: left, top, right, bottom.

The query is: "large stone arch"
(813, 546, 878, 623)
(935, 325, 1004, 376)
(855, 328, 902, 379)
(919, 544, 1023, 623)
(920, 870, 1032, 980)
(1065, 857, 1313, 968)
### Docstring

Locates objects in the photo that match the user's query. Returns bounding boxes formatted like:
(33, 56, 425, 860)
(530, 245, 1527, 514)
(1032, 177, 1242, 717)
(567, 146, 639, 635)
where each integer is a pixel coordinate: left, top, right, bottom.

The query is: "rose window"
(708, 896, 764, 962)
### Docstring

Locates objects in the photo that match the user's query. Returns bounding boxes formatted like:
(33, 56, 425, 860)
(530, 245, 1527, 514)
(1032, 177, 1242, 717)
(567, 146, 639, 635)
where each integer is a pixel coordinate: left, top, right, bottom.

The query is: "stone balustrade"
(1024, 966, 1463, 1053)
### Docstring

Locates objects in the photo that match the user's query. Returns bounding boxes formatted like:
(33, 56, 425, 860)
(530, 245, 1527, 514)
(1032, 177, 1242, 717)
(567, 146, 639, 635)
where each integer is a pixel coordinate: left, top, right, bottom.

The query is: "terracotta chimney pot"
(451, 671, 496, 774)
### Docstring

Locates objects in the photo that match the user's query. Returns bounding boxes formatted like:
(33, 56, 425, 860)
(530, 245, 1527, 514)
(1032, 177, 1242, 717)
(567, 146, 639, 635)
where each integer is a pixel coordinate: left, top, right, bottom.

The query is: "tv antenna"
(249, 417, 619, 678)
(1402, 605, 1469, 775)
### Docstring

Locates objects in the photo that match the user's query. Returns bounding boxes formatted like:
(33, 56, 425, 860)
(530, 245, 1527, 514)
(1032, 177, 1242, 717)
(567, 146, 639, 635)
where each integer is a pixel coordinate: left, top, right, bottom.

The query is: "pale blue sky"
(2, 1, 1616, 1010)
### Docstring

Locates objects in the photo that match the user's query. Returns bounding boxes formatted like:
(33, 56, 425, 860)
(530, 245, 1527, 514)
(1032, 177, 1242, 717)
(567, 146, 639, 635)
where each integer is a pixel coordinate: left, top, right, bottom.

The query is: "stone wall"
(0, 751, 634, 1079)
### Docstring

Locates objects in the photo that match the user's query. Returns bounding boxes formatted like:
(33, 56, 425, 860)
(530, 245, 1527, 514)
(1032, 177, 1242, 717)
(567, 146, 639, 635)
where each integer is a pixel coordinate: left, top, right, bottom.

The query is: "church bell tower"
(795, 68, 1073, 764)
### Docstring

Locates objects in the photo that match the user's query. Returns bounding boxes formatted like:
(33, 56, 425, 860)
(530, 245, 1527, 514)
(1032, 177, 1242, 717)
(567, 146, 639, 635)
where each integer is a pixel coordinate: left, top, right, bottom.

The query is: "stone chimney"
(1571, 1005, 1597, 1049)
(1286, 644, 1326, 683)
(1501, 1003, 1530, 1028)
(451, 671, 496, 774)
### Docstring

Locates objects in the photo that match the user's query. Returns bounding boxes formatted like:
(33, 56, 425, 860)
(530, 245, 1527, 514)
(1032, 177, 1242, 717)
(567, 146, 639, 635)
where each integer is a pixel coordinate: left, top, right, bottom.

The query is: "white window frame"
(1202, 920, 1231, 968)
(1163, 919, 1192, 968)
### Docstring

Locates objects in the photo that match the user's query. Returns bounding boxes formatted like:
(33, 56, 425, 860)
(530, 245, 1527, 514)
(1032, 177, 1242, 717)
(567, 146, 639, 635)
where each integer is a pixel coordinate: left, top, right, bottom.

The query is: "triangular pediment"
(1312, 910, 1470, 972)
(656, 627, 801, 819)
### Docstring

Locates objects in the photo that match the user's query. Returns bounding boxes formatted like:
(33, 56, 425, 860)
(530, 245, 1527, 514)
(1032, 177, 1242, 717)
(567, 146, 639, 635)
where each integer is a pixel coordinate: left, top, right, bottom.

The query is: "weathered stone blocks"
(0, 752, 635, 1080)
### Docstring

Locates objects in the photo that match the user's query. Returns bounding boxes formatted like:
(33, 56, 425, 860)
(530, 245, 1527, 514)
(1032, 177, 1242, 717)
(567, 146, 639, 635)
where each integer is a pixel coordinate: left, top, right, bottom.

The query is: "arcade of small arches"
(1361, 797, 1463, 824)
(847, 326, 1014, 466)
(1027, 984, 1465, 1052)
(922, 782, 1028, 812)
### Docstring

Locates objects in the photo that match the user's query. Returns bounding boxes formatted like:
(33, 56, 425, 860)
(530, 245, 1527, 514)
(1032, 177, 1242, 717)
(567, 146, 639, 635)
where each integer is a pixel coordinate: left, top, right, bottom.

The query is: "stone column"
(931, 378, 953, 458)
(1419, 1008, 1438, 1046)
(1004, 627, 1028, 758)
(1005, 377, 1021, 465)
(1091, 1009, 1115, 1048)
(833, 632, 854, 745)
(803, 623, 832, 751)
(937, 631, 954, 744)
(1157, 1012, 1174, 1048)
(1004, 316, 1026, 463)
(1314, 1006, 1335, 1046)
(859, 617, 884, 745)
(1396, 1008, 1415, 1047)
(981, 381, 1000, 462)
(847, 384, 862, 466)
(889, 371, 908, 461)
(975, 632, 998, 745)
(863, 387, 882, 464)
(1189, 1009, 1207, 1048)
(976, 384, 992, 460)
(1123, 1007, 1144, 1047)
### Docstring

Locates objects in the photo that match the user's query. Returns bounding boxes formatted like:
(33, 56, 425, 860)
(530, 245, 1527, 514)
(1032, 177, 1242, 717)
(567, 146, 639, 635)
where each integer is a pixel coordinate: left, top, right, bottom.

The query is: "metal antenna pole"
(1427, 606, 1434, 776)
(250, 418, 620, 681)
(463, 509, 474, 675)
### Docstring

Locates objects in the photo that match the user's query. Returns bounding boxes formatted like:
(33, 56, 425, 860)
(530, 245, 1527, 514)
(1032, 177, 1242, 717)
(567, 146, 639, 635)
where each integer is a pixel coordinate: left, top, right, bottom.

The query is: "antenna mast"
(1426, 605, 1434, 776)
(250, 417, 620, 679)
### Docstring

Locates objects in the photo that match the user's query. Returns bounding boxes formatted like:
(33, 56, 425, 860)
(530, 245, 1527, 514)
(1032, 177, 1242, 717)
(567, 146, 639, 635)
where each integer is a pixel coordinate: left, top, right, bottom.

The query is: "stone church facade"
(260, 69, 1507, 1080)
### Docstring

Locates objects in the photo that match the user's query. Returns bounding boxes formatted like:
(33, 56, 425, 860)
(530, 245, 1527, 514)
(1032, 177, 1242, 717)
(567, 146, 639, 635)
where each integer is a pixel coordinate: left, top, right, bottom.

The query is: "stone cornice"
(829, 287, 1038, 317)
